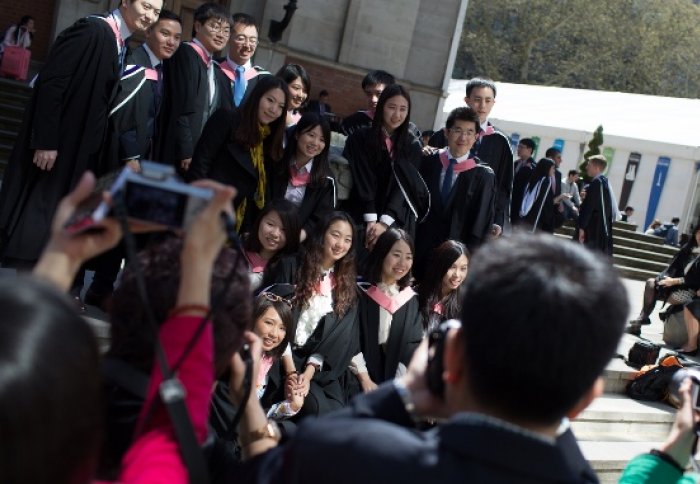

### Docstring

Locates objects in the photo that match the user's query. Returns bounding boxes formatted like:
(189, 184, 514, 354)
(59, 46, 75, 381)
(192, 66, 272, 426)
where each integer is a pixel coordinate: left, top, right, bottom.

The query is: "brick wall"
(286, 55, 367, 119)
(0, 0, 56, 61)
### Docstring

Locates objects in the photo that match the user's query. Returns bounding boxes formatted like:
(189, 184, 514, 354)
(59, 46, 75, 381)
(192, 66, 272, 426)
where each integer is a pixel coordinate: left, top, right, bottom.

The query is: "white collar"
(192, 38, 213, 57)
(480, 119, 491, 129)
(293, 158, 314, 173)
(444, 147, 471, 164)
(111, 9, 133, 42)
(227, 57, 252, 70)
(141, 43, 161, 68)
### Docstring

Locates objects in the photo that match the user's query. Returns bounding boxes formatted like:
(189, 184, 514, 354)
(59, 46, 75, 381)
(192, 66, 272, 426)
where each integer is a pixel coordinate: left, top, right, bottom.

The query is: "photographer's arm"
(33, 171, 121, 291)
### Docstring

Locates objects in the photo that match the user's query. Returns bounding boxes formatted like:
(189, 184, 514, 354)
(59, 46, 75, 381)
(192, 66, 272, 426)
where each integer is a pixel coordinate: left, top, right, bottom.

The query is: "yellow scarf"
(236, 124, 270, 231)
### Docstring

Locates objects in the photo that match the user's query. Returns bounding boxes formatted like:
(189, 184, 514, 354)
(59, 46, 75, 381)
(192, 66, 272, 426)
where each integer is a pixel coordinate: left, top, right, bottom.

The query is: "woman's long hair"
(245, 199, 301, 276)
(279, 112, 332, 188)
(275, 63, 310, 111)
(234, 76, 290, 162)
(295, 211, 357, 316)
(364, 228, 414, 289)
(526, 158, 555, 188)
(370, 84, 413, 161)
(15, 16, 33, 44)
(253, 291, 296, 359)
(417, 240, 469, 325)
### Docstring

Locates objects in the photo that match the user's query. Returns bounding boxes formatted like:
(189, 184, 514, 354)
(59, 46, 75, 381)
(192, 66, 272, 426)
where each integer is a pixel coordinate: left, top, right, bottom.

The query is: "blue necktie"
(233, 65, 246, 106)
(441, 158, 457, 204)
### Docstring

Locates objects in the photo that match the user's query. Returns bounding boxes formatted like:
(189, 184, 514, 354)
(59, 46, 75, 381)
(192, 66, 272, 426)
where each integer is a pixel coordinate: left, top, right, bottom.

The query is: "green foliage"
(455, 0, 700, 98)
(579, 125, 604, 179)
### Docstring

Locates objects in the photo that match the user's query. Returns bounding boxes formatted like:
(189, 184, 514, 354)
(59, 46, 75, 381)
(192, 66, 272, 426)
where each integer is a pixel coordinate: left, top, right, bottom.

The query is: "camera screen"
(124, 182, 187, 228)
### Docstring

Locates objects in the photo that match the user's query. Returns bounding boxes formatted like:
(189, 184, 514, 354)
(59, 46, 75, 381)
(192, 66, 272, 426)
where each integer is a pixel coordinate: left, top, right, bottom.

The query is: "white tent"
(438, 81, 700, 232)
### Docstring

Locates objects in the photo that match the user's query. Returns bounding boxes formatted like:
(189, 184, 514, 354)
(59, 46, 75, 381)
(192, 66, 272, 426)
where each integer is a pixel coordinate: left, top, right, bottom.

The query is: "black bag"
(627, 340, 660, 369)
(626, 365, 681, 401)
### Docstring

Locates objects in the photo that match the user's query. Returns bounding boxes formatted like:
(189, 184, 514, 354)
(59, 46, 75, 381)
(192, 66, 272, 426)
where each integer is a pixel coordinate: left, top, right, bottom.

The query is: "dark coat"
(511, 157, 535, 225)
(0, 16, 121, 262)
(576, 176, 614, 255)
(156, 42, 232, 167)
(520, 178, 556, 233)
(471, 127, 514, 228)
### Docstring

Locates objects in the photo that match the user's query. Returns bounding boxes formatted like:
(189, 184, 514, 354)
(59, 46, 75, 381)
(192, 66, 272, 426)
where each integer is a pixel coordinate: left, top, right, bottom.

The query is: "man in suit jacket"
(231, 233, 627, 484)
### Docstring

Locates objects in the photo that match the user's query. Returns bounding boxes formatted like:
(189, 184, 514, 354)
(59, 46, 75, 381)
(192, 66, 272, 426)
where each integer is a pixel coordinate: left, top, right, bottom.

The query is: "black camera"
(426, 319, 461, 398)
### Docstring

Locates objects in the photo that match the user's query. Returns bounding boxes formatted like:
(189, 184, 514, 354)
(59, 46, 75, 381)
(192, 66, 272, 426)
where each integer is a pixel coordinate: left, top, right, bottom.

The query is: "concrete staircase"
(0, 77, 31, 177)
(555, 220, 679, 281)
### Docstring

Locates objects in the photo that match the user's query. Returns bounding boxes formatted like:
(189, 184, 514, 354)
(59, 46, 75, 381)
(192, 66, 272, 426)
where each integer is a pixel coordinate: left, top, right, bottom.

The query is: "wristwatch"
(240, 420, 282, 446)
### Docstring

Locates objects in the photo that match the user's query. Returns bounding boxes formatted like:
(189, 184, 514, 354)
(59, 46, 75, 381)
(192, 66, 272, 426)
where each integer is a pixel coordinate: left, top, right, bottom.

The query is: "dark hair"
(275, 63, 311, 110)
(364, 228, 414, 289)
(253, 292, 295, 359)
(519, 138, 536, 151)
(245, 198, 301, 264)
(232, 12, 257, 27)
(362, 69, 395, 89)
(152, 9, 182, 26)
(466, 77, 497, 98)
(279, 112, 332, 188)
(567, 169, 578, 177)
(672, 217, 681, 224)
(445, 106, 481, 132)
(545, 147, 561, 158)
(319, 89, 329, 97)
(462, 233, 628, 425)
(624, 206, 634, 212)
(108, 237, 252, 376)
(295, 211, 357, 316)
(370, 84, 413, 161)
(192, 2, 231, 37)
(527, 157, 555, 187)
(235, 75, 289, 162)
(417, 240, 469, 327)
(0, 277, 101, 484)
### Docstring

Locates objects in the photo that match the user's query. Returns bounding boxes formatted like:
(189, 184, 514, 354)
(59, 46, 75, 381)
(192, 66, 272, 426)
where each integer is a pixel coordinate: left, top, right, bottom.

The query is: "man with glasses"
(414, 106, 496, 277)
(157, 2, 233, 174)
(511, 138, 536, 227)
(219, 13, 270, 107)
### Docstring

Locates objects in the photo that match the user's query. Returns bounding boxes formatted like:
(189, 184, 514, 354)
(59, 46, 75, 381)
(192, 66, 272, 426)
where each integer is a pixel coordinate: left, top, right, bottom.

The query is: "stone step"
(0, 114, 21, 132)
(613, 254, 668, 273)
(0, 102, 24, 118)
(557, 224, 670, 248)
(578, 441, 664, 484)
(614, 220, 638, 233)
(614, 244, 675, 264)
(615, 265, 657, 281)
(572, 394, 675, 442)
(0, 89, 29, 107)
(0, 128, 18, 144)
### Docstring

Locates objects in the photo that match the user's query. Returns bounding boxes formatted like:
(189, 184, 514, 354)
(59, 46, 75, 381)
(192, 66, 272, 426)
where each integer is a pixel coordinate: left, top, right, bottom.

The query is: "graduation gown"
(418, 152, 495, 251)
(356, 285, 423, 384)
(156, 42, 232, 167)
(511, 157, 535, 226)
(189, 108, 263, 232)
(264, 260, 360, 415)
(217, 60, 269, 108)
(267, 163, 336, 236)
(104, 45, 162, 169)
(520, 178, 555, 233)
(343, 127, 430, 238)
(0, 15, 121, 262)
(471, 125, 513, 228)
(576, 176, 614, 255)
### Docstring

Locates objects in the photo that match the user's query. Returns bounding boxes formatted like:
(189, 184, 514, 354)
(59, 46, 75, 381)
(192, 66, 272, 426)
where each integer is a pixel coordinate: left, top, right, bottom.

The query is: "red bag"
(1, 46, 30, 81)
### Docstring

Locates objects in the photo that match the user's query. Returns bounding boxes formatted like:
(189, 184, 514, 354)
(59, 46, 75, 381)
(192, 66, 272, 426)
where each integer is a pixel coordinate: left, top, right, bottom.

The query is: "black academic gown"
(511, 157, 535, 226)
(343, 127, 430, 239)
(267, 163, 336, 236)
(105, 45, 161, 168)
(576, 176, 614, 255)
(189, 108, 264, 233)
(264, 259, 360, 416)
(415, 153, 495, 275)
(0, 15, 121, 262)
(471, 125, 513, 228)
(356, 286, 423, 384)
(156, 42, 232, 168)
(521, 178, 556, 233)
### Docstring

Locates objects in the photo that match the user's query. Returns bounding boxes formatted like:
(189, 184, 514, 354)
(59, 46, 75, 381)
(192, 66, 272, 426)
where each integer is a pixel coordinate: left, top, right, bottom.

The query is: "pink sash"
(187, 42, 211, 67)
(99, 15, 124, 51)
(432, 302, 444, 316)
(219, 62, 263, 82)
(289, 164, 311, 187)
(245, 251, 267, 273)
(479, 125, 495, 138)
(144, 67, 158, 81)
(439, 151, 477, 174)
(366, 285, 416, 314)
(315, 272, 336, 297)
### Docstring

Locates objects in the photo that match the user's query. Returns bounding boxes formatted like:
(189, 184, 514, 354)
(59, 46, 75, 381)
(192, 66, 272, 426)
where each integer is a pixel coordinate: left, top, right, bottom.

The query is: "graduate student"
(350, 229, 423, 393)
(219, 12, 269, 107)
(518, 158, 557, 233)
(511, 138, 537, 226)
(575, 154, 618, 255)
(267, 112, 336, 240)
(415, 106, 495, 275)
(0, 0, 162, 268)
(189, 75, 289, 233)
(275, 63, 310, 127)
(343, 84, 429, 248)
(157, 2, 233, 173)
(264, 211, 360, 416)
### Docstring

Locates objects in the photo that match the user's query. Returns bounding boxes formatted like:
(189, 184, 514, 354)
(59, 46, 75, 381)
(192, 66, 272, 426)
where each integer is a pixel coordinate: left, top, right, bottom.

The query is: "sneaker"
(624, 323, 641, 336)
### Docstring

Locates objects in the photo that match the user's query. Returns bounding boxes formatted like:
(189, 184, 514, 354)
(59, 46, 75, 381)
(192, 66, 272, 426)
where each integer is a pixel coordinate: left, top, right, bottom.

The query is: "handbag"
(627, 340, 660, 369)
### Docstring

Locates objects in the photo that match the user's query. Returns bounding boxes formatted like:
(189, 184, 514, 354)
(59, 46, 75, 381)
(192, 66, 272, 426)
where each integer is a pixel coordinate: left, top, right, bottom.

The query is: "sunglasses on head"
(258, 291, 293, 308)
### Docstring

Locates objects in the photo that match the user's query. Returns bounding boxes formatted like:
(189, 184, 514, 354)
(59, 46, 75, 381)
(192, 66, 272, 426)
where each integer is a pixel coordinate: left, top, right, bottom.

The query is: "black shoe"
(629, 317, 651, 326)
(624, 323, 641, 336)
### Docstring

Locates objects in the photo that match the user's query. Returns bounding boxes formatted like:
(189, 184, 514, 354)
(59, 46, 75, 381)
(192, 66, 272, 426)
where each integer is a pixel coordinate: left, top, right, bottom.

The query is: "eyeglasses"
(258, 292, 293, 308)
(205, 21, 231, 36)
(448, 128, 477, 138)
(232, 35, 258, 46)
